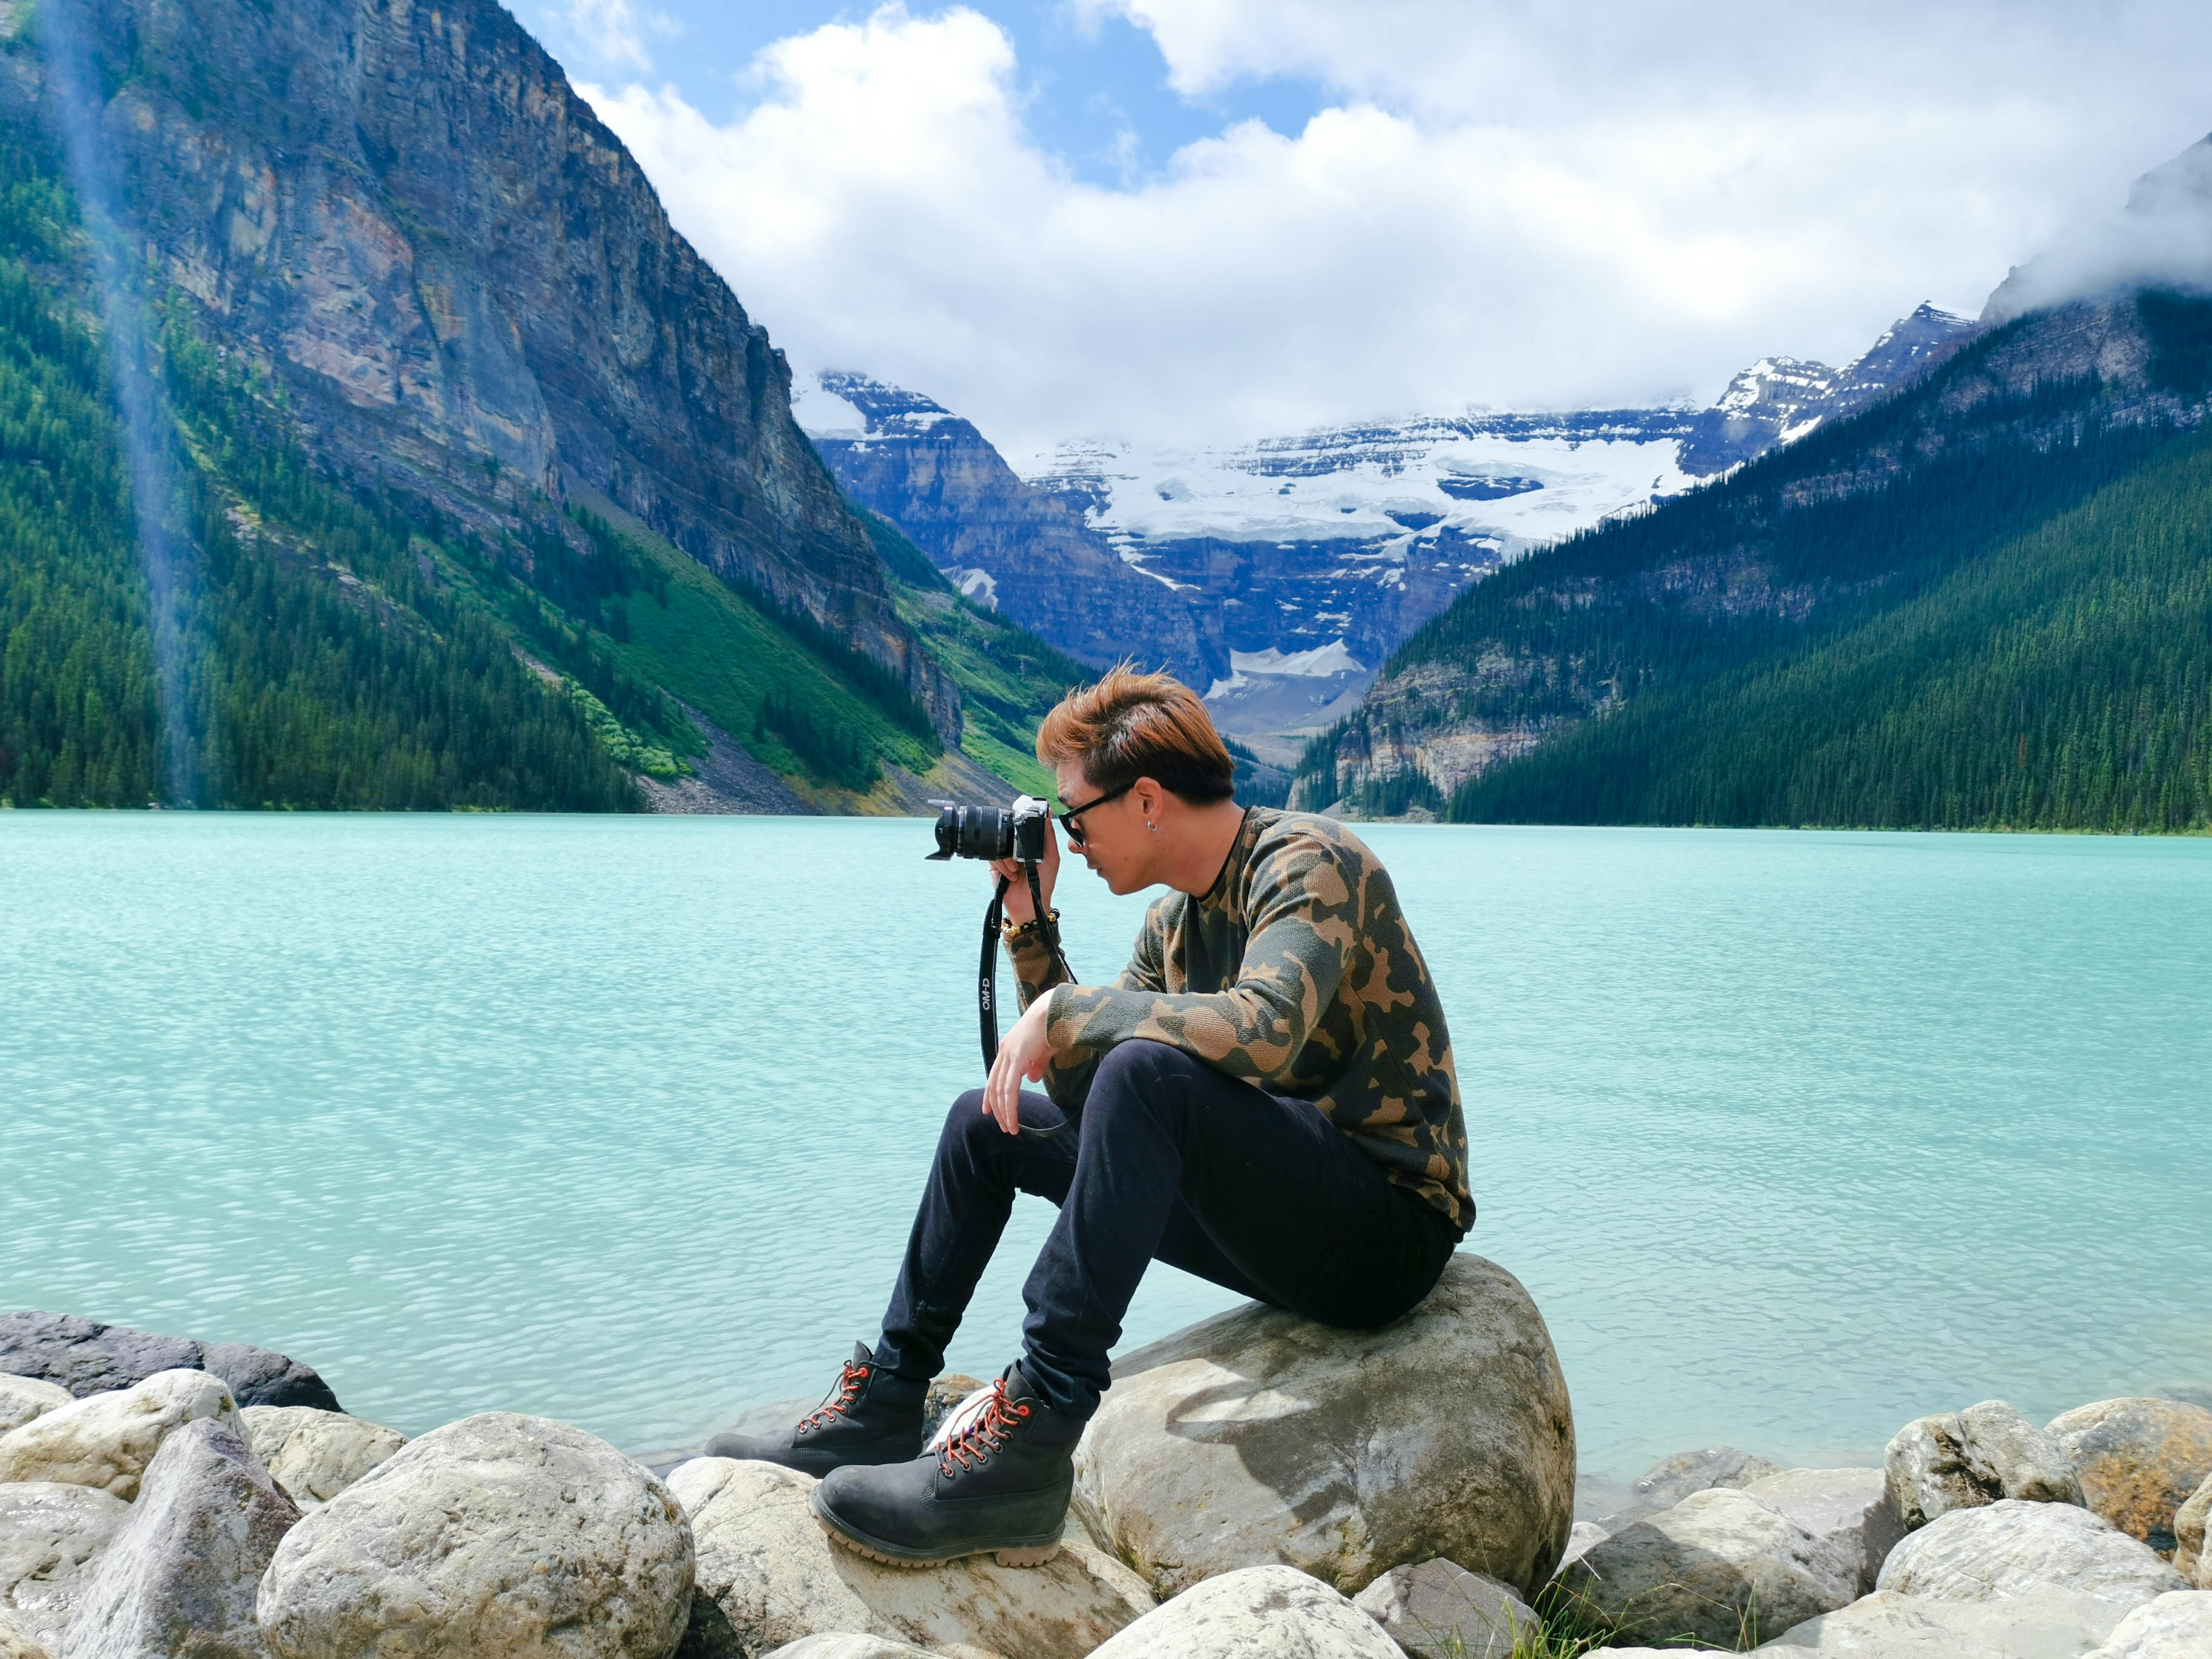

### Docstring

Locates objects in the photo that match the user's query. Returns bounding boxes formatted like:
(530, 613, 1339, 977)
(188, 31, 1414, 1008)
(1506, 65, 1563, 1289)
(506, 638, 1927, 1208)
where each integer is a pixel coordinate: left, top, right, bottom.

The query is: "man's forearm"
(1005, 930, 1098, 1112)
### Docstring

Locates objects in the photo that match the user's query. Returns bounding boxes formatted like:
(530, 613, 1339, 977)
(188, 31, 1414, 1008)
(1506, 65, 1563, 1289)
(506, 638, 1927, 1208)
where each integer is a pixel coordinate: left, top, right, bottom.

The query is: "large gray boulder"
(1741, 1466, 1906, 1593)
(668, 1457, 1149, 1659)
(0, 1484, 130, 1651)
(1555, 1486, 1857, 1647)
(1754, 1584, 2128, 1655)
(1350, 1558, 1533, 1658)
(1071, 1255, 1574, 1602)
(0, 1386, 69, 1440)
(2086, 1590, 2212, 1658)
(1886, 1400, 2083, 1530)
(1876, 1499, 2185, 1611)
(61, 1418, 298, 1659)
(1085, 1564, 1401, 1659)
(0, 1371, 242, 1501)
(238, 1407, 403, 1510)
(257, 1412, 692, 1659)
(2173, 1473, 2209, 1584)
(0, 1316, 338, 1412)
(2046, 1398, 2212, 1555)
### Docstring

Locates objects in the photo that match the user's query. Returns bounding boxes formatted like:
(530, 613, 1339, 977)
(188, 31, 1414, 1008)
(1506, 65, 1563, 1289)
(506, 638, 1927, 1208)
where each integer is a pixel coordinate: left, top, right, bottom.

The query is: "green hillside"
(0, 129, 1076, 813)
(1298, 296, 2212, 833)
(1455, 427, 2212, 830)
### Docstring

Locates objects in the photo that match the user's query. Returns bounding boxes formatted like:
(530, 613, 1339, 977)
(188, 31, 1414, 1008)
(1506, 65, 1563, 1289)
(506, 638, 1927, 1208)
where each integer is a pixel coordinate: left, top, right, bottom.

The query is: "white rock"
(0, 1384, 70, 1439)
(1885, 1400, 2083, 1532)
(1755, 1584, 2127, 1655)
(759, 1638, 936, 1659)
(0, 1483, 130, 1651)
(256, 1412, 692, 1659)
(2086, 1590, 2212, 1659)
(1556, 1486, 1858, 1647)
(1, 1482, 130, 1654)
(238, 1407, 403, 1509)
(1087, 1564, 1402, 1659)
(1743, 1466, 1907, 1593)
(1072, 1255, 1574, 1601)
(61, 1417, 298, 1659)
(1351, 1557, 1533, 1658)
(672, 1456, 1150, 1659)
(1876, 1499, 2186, 1611)
(0, 1373, 241, 1501)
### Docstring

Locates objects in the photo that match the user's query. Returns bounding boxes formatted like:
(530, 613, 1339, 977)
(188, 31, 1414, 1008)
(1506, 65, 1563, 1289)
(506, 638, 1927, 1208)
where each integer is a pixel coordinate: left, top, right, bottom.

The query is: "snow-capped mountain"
(1671, 304, 1979, 472)
(797, 304, 1979, 757)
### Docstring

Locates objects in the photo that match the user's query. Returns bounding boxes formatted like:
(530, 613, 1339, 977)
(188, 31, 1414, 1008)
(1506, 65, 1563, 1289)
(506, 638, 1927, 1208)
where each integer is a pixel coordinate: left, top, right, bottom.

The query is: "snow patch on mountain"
(1233, 640, 1367, 677)
(1009, 418, 1698, 574)
(789, 378, 869, 439)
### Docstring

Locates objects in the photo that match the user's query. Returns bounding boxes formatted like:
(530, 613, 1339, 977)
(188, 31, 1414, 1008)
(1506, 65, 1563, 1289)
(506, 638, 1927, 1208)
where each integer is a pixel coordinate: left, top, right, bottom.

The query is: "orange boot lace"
(937, 1375, 1031, 1475)
(796, 1358, 870, 1434)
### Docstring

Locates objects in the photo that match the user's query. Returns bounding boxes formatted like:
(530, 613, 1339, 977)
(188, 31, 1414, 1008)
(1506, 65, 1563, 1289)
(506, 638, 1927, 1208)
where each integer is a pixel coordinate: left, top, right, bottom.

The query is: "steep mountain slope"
(0, 0, 953, 735)
(0, 0, 1102, 812)
(1293, 285, 2212, 829)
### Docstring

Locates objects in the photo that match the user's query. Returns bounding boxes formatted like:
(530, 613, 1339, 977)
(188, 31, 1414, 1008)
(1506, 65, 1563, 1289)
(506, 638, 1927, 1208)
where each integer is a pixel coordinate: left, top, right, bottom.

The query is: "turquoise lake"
(4, 813, 2209, 1481)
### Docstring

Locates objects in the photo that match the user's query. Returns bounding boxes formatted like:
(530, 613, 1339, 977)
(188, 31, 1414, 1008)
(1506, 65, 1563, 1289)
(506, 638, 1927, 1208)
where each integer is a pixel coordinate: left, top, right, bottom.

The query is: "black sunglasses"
(1056, 780, 1136, 846)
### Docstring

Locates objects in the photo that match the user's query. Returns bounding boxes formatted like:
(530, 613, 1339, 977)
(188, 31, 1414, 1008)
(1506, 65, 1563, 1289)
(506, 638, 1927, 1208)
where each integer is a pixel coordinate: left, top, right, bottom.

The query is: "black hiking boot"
(704, 1342, 924, 1476)
(810, 1359, 1078, 1567)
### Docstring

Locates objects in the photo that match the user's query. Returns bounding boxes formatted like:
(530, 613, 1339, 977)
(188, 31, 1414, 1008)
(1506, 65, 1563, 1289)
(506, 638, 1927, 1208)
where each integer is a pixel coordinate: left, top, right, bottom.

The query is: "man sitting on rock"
(711, 665, 1472, 1567)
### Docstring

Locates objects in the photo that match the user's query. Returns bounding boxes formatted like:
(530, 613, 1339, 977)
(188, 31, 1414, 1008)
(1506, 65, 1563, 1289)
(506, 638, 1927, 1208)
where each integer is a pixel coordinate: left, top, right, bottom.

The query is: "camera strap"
(980, 869, 1074, 1138)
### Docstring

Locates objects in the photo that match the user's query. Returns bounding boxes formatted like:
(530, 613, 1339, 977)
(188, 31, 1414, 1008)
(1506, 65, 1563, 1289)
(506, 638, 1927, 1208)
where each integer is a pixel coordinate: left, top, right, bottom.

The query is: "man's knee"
(1087, 1040, 1208, 1122)
(940, 1088, 995, 1151)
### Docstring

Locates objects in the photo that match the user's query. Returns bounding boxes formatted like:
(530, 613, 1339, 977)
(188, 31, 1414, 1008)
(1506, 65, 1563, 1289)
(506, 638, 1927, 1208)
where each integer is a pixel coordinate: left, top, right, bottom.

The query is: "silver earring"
(1147, 822, 1157, 833)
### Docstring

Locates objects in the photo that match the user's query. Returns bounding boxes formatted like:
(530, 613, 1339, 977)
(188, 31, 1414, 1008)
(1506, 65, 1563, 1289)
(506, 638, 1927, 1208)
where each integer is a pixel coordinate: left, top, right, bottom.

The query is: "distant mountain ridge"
(799, 304, 1979, 758)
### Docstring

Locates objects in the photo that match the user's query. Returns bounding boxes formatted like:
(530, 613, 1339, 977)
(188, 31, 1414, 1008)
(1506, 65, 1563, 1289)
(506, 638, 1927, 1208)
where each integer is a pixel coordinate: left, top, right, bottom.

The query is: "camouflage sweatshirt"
(1009, 807, 1471, 1231)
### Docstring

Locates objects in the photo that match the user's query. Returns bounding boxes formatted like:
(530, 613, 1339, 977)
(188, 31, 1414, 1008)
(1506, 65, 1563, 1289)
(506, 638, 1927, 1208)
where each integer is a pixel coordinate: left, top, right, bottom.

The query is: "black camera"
(927, 795, 1051, 865)
(930, 792, 1073, 1132)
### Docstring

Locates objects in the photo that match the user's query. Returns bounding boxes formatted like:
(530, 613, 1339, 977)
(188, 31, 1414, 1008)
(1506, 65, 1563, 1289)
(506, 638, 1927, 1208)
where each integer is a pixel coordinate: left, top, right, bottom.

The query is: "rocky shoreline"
(3, 1269, 2209, 1658)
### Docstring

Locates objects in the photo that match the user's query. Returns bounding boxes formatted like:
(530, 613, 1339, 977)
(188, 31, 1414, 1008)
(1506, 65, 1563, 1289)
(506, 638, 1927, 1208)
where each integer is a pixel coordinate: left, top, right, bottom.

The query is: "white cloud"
(554, 0, 675, 76)
(580, 2, 2212, 454)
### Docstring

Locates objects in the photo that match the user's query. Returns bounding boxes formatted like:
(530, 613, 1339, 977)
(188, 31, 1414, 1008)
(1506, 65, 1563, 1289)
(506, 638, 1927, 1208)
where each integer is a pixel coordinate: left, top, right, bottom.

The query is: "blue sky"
(505, 2, 2212, 455)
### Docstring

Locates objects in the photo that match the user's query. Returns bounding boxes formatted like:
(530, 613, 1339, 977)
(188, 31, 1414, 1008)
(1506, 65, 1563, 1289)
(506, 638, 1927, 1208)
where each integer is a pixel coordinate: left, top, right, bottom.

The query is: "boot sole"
(809, 1489, 1062, 1569)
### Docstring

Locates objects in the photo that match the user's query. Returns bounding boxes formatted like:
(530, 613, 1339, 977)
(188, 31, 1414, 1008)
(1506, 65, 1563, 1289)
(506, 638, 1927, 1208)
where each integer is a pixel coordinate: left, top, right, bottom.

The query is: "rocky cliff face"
(0, 0, 957, 739)
(804, 374, 1223, 685)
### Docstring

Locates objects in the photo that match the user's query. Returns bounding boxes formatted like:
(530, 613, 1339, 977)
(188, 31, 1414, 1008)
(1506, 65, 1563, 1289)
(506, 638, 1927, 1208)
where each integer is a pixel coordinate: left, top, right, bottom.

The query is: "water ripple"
(3, 814, 2208, 1478)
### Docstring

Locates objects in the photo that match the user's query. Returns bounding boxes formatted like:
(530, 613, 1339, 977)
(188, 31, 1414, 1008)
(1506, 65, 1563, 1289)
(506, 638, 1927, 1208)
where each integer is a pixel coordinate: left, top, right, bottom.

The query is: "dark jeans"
(876, 1039, 1461, 1423)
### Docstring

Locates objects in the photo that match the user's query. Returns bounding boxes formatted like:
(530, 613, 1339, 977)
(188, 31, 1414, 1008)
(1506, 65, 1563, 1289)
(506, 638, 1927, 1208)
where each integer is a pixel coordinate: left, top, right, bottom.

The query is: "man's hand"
(991, 813, 1062, 926)
(984, 993, 1056, 1133)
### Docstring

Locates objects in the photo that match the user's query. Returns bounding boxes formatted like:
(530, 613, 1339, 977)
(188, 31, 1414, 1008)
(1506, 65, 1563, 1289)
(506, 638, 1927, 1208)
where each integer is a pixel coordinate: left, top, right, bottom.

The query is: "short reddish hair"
(1036, 664, 1235, 803)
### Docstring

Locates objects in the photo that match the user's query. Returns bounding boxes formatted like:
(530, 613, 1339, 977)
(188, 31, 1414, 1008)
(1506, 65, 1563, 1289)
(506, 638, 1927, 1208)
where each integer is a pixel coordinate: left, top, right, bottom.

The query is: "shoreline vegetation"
(4, 1289, 2208, 1659)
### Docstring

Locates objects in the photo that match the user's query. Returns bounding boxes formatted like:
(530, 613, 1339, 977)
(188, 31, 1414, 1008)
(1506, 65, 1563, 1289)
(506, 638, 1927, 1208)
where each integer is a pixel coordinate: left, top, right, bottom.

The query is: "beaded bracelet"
(1002, 908, 1062, 944)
